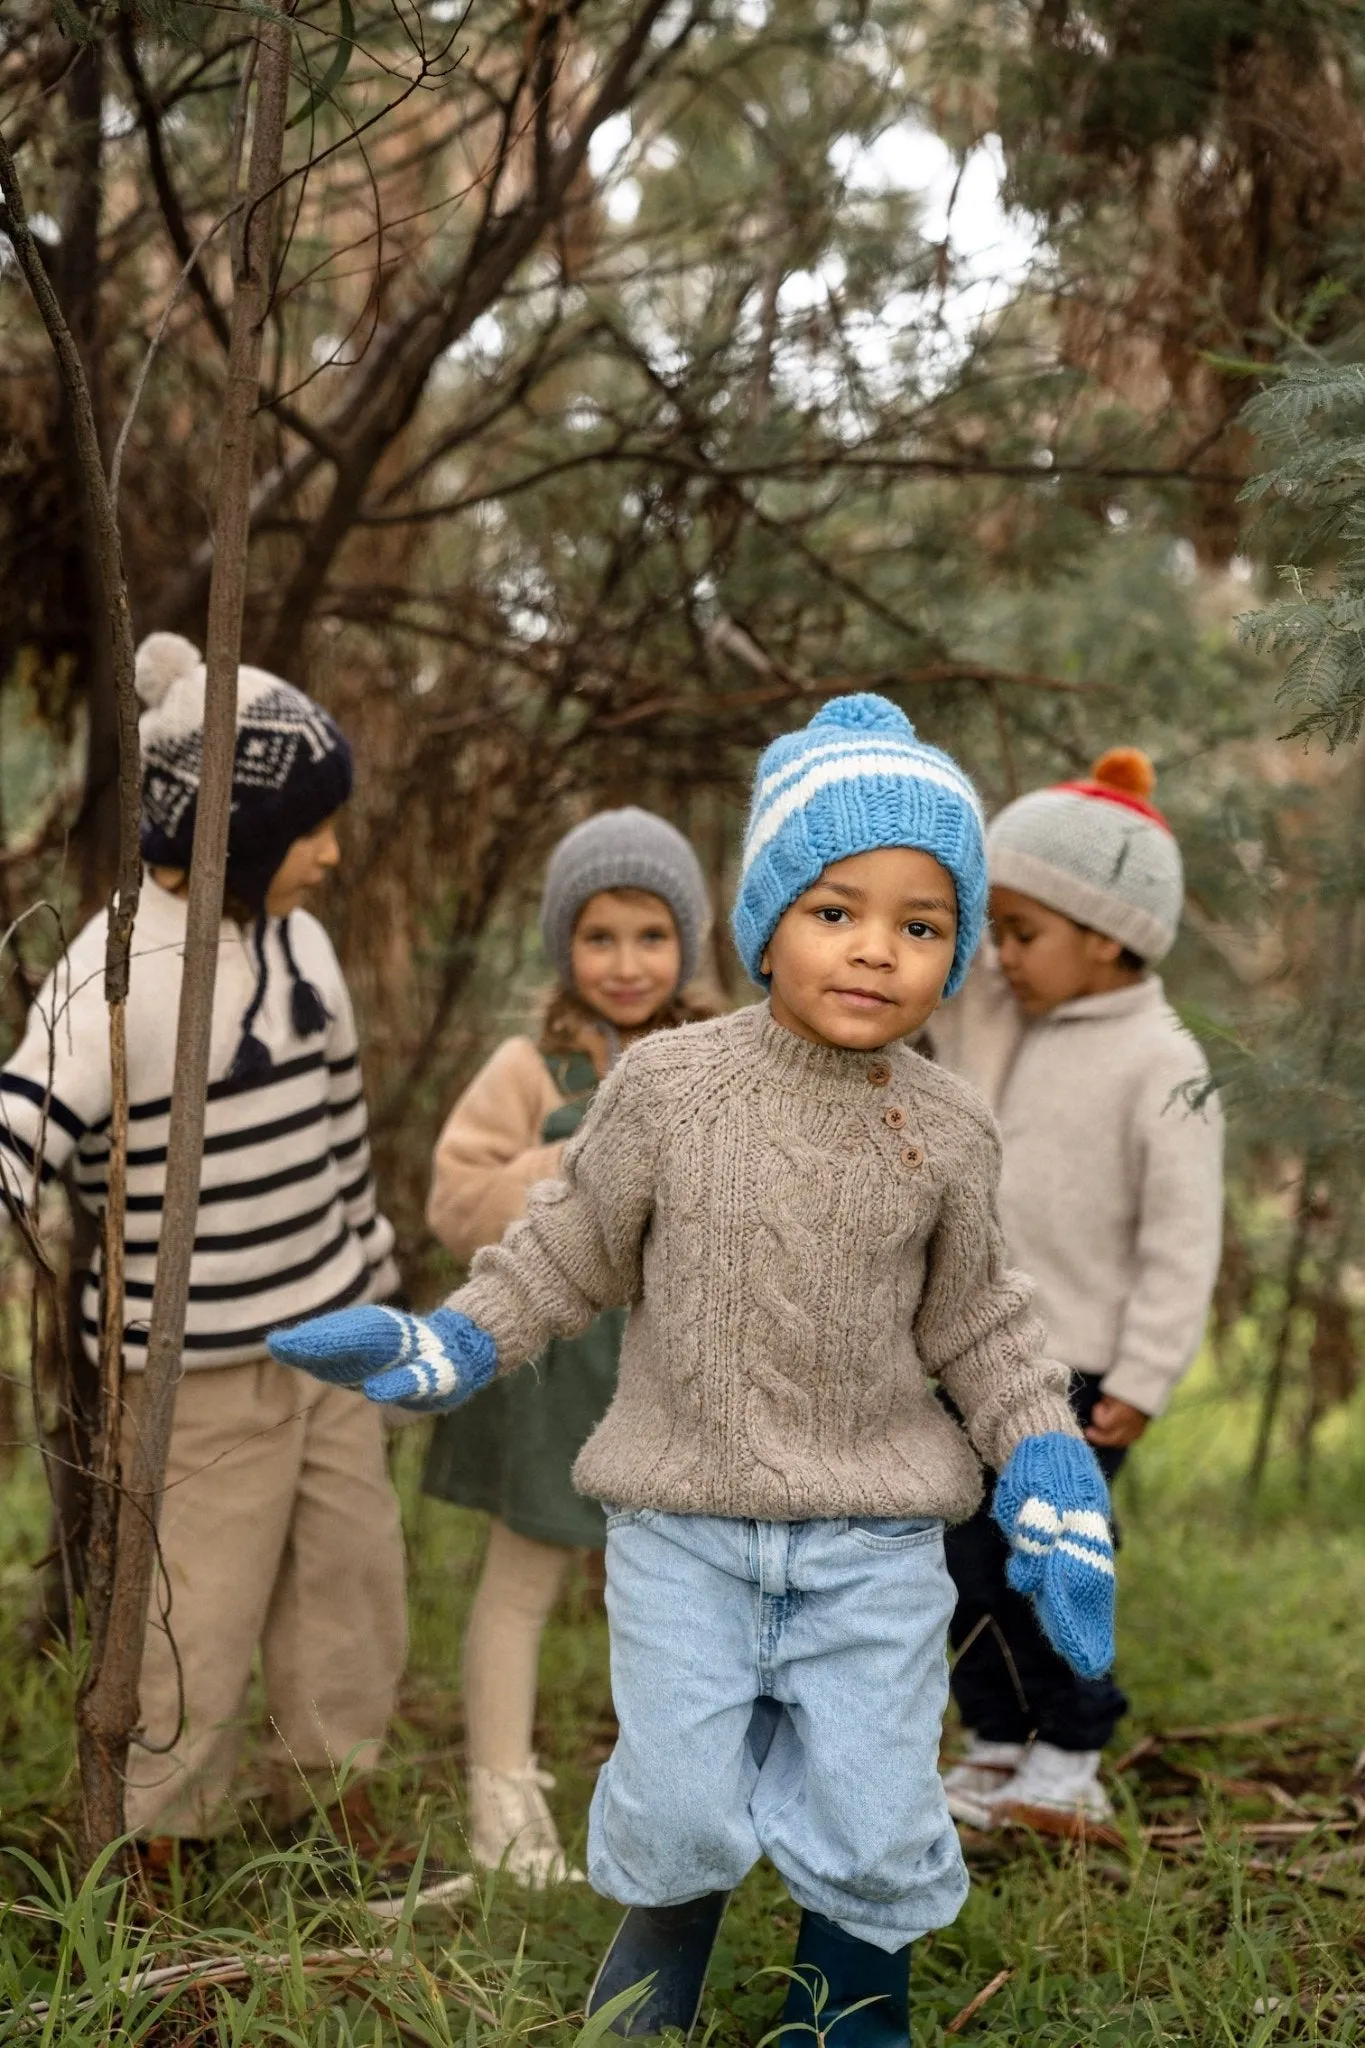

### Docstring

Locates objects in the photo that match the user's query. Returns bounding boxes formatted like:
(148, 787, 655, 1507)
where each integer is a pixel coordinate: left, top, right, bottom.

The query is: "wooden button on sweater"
(867, 1060, 891, 1085)
(884, 1106, 907, 1130)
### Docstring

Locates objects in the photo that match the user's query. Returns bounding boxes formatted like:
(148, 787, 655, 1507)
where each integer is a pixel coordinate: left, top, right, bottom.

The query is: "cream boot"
(941, 1736, 1026, 1829)
(997, 1742, 1116, 1837)
(467, 1758, 584, 1884)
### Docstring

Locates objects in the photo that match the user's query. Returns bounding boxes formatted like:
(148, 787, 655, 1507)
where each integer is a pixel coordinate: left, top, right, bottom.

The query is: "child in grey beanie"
(539, 808, 708, 991)
(932, 747, 1223, 1838)
(985, 746, 1184, 965)
(420, 807, 712, 1886)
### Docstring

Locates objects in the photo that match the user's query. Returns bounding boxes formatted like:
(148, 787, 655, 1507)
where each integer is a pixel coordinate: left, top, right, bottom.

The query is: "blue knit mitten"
(992, 1433, 1116, 1680)
(268, 1305, 497, 1412)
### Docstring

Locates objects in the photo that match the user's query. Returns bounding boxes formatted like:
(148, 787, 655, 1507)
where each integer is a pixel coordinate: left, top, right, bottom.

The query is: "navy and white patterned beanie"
(135, 632, 354, 1083)
(136, 632, 352, 911)
(732, 692, 987, 995)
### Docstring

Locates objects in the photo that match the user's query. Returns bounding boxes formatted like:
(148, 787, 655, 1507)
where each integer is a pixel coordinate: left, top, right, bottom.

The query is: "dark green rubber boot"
(586, 1891, 731, 2039)
(778, 1909, 912, 2046)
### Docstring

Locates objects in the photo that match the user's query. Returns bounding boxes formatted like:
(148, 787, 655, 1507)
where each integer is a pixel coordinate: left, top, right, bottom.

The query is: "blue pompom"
(808, 692, 915, 739)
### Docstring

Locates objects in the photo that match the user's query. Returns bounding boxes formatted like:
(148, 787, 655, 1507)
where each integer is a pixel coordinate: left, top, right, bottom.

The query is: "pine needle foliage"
(1239, 363, 1365, 749)
(1216, 357, 1365, 1491)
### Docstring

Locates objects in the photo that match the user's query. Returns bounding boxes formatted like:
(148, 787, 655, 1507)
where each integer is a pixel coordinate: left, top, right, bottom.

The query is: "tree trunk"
(1244, 1172, 1315, 1506)
(27, 26, 119, 1642)
(51, 24, 122, 908)
(0, 89, 141, 1856)
(1244, 859, 1363, 1507)
(27, 1190, 100, 1645)
(71, 3, 293, 1867)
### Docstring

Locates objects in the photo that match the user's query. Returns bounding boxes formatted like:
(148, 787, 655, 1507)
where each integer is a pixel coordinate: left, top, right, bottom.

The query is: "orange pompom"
(1089, 746, 1156, 799)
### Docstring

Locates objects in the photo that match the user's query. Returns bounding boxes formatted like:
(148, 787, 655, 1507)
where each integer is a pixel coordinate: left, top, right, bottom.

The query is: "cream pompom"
(134, 632, 202, 710)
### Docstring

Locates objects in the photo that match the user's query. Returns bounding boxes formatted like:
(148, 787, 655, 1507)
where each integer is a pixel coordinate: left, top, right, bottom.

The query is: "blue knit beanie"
(732, 693, 987, 996)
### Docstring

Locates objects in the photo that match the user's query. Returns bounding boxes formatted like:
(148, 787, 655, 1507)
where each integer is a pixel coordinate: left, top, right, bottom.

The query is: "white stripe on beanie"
(754, 734, 888, 805)
(741, 749, 986, 882)
(754, 733, 984, 813)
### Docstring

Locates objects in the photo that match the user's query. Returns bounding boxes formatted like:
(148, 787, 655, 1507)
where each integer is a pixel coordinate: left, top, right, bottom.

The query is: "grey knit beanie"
(987, 749, 1183, 964)
(540, 808, 710, 989)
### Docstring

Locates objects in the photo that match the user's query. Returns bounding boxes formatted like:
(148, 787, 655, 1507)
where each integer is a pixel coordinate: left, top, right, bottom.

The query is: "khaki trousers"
(123, 1359, 406, 1840)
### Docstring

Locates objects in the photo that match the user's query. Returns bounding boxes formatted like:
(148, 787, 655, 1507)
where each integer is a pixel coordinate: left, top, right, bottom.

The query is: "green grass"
(1, 1359, 1362, 2042)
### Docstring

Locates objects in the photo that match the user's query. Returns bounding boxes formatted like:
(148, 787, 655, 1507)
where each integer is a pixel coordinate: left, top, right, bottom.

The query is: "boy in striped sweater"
(0, 633, 407, 1866)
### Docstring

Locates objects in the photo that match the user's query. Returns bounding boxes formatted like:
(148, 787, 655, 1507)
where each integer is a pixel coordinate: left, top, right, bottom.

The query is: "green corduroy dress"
(420, 1050, 623, 1548)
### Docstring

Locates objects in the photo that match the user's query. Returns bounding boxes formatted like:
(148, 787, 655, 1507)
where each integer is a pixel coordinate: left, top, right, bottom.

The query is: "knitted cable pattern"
(745, 1121, 845, 1511)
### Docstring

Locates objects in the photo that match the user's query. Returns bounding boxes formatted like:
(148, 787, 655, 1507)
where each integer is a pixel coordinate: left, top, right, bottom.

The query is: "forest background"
(1, 0, 1365, 2040)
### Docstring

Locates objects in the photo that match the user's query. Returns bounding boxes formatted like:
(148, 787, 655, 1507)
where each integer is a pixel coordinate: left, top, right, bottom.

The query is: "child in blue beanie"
(271, 695, 1115, 2044)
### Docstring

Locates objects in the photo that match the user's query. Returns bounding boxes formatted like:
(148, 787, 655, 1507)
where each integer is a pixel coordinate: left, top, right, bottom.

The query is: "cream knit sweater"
(451, 1003, 1078, 1523)
(930, 962, 1224, 1416)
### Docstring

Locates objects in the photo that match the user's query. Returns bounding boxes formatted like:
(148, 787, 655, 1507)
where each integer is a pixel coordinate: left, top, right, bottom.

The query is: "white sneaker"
(997, 1742, 1116, 1837)
(467, 1757, 585, 1885)
(941, 1737, 1026, 1829)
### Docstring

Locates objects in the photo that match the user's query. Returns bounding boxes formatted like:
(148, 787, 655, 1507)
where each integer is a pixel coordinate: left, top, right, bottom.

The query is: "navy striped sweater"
(0, 877, 397, 1368)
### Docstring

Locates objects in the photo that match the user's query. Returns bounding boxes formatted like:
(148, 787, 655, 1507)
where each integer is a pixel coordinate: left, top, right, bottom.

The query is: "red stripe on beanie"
(1054, 780, 1172, 832)
(1053, 747, 1171, 832)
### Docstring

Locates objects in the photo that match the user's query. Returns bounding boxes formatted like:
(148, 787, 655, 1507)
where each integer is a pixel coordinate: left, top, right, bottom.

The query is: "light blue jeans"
(588, 1509, 968, 1953)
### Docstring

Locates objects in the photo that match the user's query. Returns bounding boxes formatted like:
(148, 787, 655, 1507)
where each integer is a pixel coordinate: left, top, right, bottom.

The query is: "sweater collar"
(1043, 976, 1165, 1026)
(748, 1000, 908, 1087)
(138, 871, 251, 943)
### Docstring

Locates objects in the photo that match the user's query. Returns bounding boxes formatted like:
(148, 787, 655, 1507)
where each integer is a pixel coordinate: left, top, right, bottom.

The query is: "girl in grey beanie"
(420, 809, 713, 1884)
(539, 807, 710, 993)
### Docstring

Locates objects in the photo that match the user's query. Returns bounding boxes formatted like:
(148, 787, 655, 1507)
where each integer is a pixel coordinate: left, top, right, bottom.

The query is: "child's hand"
(268, 1304, 497, 1411)
(992, 1433, 1116, 1679)
(1085, 1397, 1149, 1449)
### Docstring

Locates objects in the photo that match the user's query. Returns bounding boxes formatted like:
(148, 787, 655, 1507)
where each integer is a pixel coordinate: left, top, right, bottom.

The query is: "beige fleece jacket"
(930, 960, 1223, 1417)
(427, 1036, 573, 1259)
(446, 1002, 1079, 1523)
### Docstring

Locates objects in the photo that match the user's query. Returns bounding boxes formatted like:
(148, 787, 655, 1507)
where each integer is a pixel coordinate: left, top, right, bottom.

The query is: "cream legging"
(462, 1518, 574, 1773)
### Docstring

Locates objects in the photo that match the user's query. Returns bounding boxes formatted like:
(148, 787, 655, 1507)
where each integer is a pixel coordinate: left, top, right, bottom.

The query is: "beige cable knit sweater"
(449, 1002, 1079, 1523)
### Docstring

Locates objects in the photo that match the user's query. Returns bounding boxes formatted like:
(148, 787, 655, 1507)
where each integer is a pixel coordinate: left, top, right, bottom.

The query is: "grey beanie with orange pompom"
(987, 748, 1183, 962)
